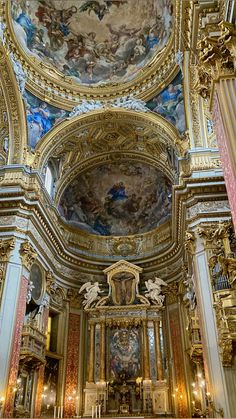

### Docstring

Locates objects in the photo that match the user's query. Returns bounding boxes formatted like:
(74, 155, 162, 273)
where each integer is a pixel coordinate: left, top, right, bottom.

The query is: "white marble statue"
(183, 273, 196, 311)
(38, 294, 50, 314)
(144, 277, 167, 306)
(68, 95, 150, 118)
(79, 281, 101, 310)
(111, 95, 150, 112)
(9, 52, 26, 94)
(175, 50, 183, 73)
(26, 280, 35, 304)
(0, 21, 6, 46)
(68, 100, 103, 118)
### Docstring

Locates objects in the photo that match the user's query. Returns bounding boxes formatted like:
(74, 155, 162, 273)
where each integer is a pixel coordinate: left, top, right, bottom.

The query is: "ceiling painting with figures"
(59, 162, 172, 236)
(11, 0, 173, 86)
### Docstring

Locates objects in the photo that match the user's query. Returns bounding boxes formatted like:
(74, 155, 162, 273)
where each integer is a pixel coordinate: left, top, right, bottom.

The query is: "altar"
(80, 261, 170, 416)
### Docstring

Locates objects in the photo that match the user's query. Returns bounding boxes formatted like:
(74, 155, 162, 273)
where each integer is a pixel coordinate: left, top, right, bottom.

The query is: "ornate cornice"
(0, 165, 230, 284)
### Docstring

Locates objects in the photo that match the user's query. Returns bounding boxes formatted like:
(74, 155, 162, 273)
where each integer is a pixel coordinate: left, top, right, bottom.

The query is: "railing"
(20, 322, 46, 364)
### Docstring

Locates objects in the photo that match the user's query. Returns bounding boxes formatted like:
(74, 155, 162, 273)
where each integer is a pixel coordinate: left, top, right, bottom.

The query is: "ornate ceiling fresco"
(146, 72, 185, 134)
(11, 0, 173, 86)
(1, 0, 179, 104)
(58, 162, 172, 236)
(24, 90, 69, 148)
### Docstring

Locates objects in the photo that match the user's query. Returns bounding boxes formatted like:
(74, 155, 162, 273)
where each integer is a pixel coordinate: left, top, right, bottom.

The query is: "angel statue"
(183, 273, 196, 311)
(26, 280, 35, 304)
(144, 277, 167, 306)
(79, 281, 101, 310)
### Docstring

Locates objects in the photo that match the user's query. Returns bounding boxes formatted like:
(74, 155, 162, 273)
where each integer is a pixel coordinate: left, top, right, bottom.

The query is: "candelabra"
(191, 373, 224, 418)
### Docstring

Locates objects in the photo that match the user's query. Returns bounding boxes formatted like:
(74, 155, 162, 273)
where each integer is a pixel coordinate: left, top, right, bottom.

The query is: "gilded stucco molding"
(20, 240, 37, 271)
(0, 42, 27, 164)
(0, 83, 9, 165)
(32, 109, 181, 172)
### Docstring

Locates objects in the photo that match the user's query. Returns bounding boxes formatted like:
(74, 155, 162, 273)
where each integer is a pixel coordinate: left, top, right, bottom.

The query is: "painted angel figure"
(144, 277, 167, 306)
(79, 281, 101, 309)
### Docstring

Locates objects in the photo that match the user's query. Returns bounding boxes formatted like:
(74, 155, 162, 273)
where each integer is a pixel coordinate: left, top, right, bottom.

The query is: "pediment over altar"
(99, 260, 148, 307)
(79, 260, 167, 310)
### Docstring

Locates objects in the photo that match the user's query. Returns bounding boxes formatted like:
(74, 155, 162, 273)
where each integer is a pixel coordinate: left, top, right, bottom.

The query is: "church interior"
(0, 0, 236, 418)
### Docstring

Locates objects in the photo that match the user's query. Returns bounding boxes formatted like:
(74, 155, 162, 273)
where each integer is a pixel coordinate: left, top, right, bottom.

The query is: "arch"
(33, 108, 182, 171)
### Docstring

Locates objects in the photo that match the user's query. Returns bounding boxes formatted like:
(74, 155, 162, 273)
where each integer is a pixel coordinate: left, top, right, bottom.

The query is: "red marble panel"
(212, 93, 236, 232)
(4, 276, 28, 418)
(169, 307, 189, 417)
(34, 365, 45, 418)
(64, 313, 80, 418)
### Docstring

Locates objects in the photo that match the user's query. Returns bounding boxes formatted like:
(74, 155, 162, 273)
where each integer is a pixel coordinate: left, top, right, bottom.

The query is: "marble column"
(212, 83, 236, 231)
(143, 320, 150, 380)
(192, 229, 230, 417)
(0, 239, 34, 418)
(99, 321, 106, 382)
(64, 313, 81, 418)
(154, 320, 163, 381)
(88, 322, 95, 383)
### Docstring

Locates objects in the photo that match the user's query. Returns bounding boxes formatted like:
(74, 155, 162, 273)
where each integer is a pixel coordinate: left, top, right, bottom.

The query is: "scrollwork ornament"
(184, 231, 196, 255)
(46, 270, 57, 295)
(220, 337, 233, 367)
(20, 241, 37, 271)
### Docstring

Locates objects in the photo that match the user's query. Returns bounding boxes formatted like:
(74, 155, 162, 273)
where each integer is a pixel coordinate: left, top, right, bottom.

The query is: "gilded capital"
(0, 237, 15, 262)
(20, 241, 37, 270)
(196, 21, 236, 99)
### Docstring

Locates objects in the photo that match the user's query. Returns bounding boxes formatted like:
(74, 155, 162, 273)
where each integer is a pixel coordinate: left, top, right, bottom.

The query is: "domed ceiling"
(11, 0, 173, 86)
(58, 162, 172, 236)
